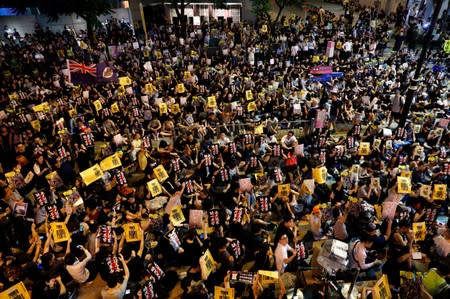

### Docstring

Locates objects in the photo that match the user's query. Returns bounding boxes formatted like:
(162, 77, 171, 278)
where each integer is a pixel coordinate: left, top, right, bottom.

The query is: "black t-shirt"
(127, 255, 144, 283)
(32, 280, 61, 299)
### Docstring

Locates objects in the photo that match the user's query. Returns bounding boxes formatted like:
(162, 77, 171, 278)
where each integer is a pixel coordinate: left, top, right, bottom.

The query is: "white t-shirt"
(275, 243, 293, 273)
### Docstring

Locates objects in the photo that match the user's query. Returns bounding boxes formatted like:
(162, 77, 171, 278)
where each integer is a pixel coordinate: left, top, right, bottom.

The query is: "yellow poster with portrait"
(147, 179, 162, 197)
(358, 142, 371, 155)
(207, 96, 217, 108)
(123, 222, 141, 242)
(169, 205, 185, 226)
(312, 167, 327, 184)
(412, 222, 426, 241)
(159, 103, 168, 115)
(80, 164, 104, 186)
(432, 184, 447, 200)
(154, 164, 169, 182)
(278, 184, 291, 197)
(261, 24, 268, 33)
(50, 222, 70, 243)
(247, 101, 256, 112)
(397, 176, 411, 194)
(119, 76, 132, 86)
(31, 120, 41, 132)
(372, 274, 392, 299)
(258, 270, 279, 285)
(100, 153, 122, 171)
(184, 71, 191, 79)
(144, 83, 155, 94)
(214, 286, 235, 299)
(419, 184, 431, 199)
(93, 100, 102, 111)
(200, 249, 216, 279)
(0, 281, 30, 299)
(254, 125, 264, 135)
(245, 90, 253, 101)
(171, 103, 180, 114)
(117, 85, 125, 96)
(176, 83, 185, 94)
(111, 102, 119, 114)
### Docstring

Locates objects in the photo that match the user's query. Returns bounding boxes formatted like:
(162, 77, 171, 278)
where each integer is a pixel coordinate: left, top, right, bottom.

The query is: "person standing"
(101, 254, 130, 299)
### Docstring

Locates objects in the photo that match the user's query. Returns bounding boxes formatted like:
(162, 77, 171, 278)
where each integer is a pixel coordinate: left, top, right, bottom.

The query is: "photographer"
(348, 233, 383, 280)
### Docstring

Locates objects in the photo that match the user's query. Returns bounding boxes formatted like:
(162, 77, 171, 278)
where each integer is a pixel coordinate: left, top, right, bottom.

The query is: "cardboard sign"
(147, 179, 162, 197)
(169, 205, 185, 226)
(45, 171, 64, 188)
(278, 184, 291, 196)
(301, 179, 315, 195)
(214, 286, 235, 299)
(0, 281, 30, 299)
(153, 165, 169, 182)
(119, 76, 132, 86)
(32, 102, 50, 112)
(261, 24, 268, 33)
(358, 142, 371, 155)
(372, 274, 392, 299)
(50, 222, 70, 243)
(412, 222, 426, 241)
(31, 120, 41, 131)
(312, 167, 327, 184)
(200, 249, 216, 279)
(371, 177, 381, 190)
(100, 153, 122, 171)
(397, 176, 411, 194)
(80, 164, 104, 186)
(176, 83, 185, 94)
(245, 90, 253, 101)
(432, 184, 447, 200)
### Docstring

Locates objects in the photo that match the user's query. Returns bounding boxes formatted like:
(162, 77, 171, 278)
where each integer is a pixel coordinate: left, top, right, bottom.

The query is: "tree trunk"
(275, 6, 284, 23)
(85, 14, 97, 44)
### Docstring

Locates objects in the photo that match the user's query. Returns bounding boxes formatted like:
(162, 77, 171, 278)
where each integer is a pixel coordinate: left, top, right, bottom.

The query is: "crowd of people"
(0, 2, 449, 299)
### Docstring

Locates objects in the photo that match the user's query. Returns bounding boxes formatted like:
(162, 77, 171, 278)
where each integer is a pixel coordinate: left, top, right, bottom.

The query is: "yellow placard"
(258, 270, 279, 284)
(93, 100, 102, 111)
(169, 205, 185, 226)
(261, 24, 268, 33)
(123, 222, 141, 242)
(119, 76, 132, 86)
(176, 83, 185, 94)
(247, 101, 256, 112)
(420, 184, 431, 199)
(372, 274, 392, 299)
(207, 96, 217, 108)
(0, 281, 30, 299)
(312, 167, 327, 184)
(100, 153, 122, 171)
(111, 102, 119, 113)
(147, 179, 162, 197)
(200, 249, 216, 279)
(245, 90, 253, 101)
(184, 71, 191, 79)
(358, 142, 371, 155)
(156, 50, 162, 59)
(397, 176, 411, 194)
(214, 286, 235, 299)
(117, 85, 125, 96)
(254, 125, 264, 135)
(432, 184, 447, 200)
(444, 40, 450, 54)
(400, 170, 412, 178)
(171, 103, 180, 114)
(154, 165, 169, 182)
(32, 102, 50, 112)
(278, 184, 291, 196)
(312, 55, 320, 63)
(159, 103, 168, 115)
(301, 179, 315, 195)
(80, 164, 104, 186)
(412, 222, 426, 241)
(8, 93, 18, 101)
(50, 222, 70, 243)
(145, 83, 155, 94)
(31, 120, 41, 131)
(68, 108, 77, 117)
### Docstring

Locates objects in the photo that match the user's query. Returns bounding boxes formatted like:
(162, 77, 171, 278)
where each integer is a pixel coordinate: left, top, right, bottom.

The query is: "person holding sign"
(274, 234, 297, 274)
(65, 243, 98, 284)
(101, 254, 130, 299)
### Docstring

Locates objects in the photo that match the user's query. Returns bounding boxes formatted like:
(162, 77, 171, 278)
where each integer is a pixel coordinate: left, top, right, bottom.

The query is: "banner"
(310, 65, 333, 75)
(67, 59, 97, 84)
(80, 164, 104, 186)
(100, 153, 122, 171)
(50, 222, 70, 243)
(118, 76, 132, 86)
(123, 222, 141, 242)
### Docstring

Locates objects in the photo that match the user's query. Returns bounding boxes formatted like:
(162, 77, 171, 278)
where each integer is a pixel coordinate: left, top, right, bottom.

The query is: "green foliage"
(274, 0, 304, 22)
(251, 0, 271, 19)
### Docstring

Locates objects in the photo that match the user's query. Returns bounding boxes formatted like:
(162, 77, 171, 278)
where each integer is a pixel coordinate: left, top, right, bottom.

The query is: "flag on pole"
(66, 59, 97, 84)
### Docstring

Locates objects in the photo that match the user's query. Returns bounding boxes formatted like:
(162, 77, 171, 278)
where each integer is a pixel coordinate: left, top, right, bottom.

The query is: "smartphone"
(125, 289, 130, 295)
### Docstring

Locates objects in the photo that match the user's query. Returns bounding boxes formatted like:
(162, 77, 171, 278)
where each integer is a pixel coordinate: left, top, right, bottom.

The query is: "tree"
(251, 0, 304, 23)
(5, 0, 112, 42)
